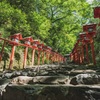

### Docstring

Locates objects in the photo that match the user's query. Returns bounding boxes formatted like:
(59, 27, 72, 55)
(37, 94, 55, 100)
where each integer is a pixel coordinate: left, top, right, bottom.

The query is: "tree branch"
(52, 15, 67, 23)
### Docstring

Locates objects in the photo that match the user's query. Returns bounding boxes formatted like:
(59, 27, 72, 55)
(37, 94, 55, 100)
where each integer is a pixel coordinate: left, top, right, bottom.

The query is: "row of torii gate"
(0, 34, 65, 69)
(70, 7, 100, 65)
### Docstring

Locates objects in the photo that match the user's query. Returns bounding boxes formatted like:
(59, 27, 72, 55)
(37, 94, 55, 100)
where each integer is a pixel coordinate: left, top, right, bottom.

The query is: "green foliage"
(0, 1, 13, 37)
(10, 9, 31, 36)
(28, 12, 51, 40)
(0, 1, 30, 37)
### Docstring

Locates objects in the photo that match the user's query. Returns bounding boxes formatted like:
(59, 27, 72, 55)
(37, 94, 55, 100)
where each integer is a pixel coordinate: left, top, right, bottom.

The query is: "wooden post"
(85, 44, 89, 63)
(81, 45, 84, 63)
(9, 45, 16, 69)
(32, 49, 35, 66)
(90, 40, 96, 65)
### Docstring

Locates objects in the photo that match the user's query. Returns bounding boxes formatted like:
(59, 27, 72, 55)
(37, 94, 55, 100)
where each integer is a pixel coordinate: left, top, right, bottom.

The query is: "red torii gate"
(79, 33, 90, 64)
(70, 23, 98, 65)
(31, 40, 39, 66)
(82, 24, 97, 65)
(22, 37, 33, 68)
(9, 33, 22, 69)
(71, 25, 97, 65)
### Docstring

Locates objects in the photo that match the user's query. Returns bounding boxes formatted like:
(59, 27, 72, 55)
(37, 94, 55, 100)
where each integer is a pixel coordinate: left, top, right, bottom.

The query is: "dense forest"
(0, 0, 100, 66)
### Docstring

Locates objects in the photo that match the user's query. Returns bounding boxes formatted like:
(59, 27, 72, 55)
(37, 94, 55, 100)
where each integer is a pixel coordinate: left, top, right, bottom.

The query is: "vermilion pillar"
(9, 33, 22, 69)
(73, 52, 75, 62)
(81, 45, 84, 63)
(75, 50, 78, 63)
(85, 44, 89, 63)
(32, 49, 35, 66)
(22, 37, 33, 68)
(90, 40, 96, 65)
(32, 40, 39, 66)
(9, 45, 16, 69)
(79, 48, 82, 64)
(77, 50, 80, 64)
